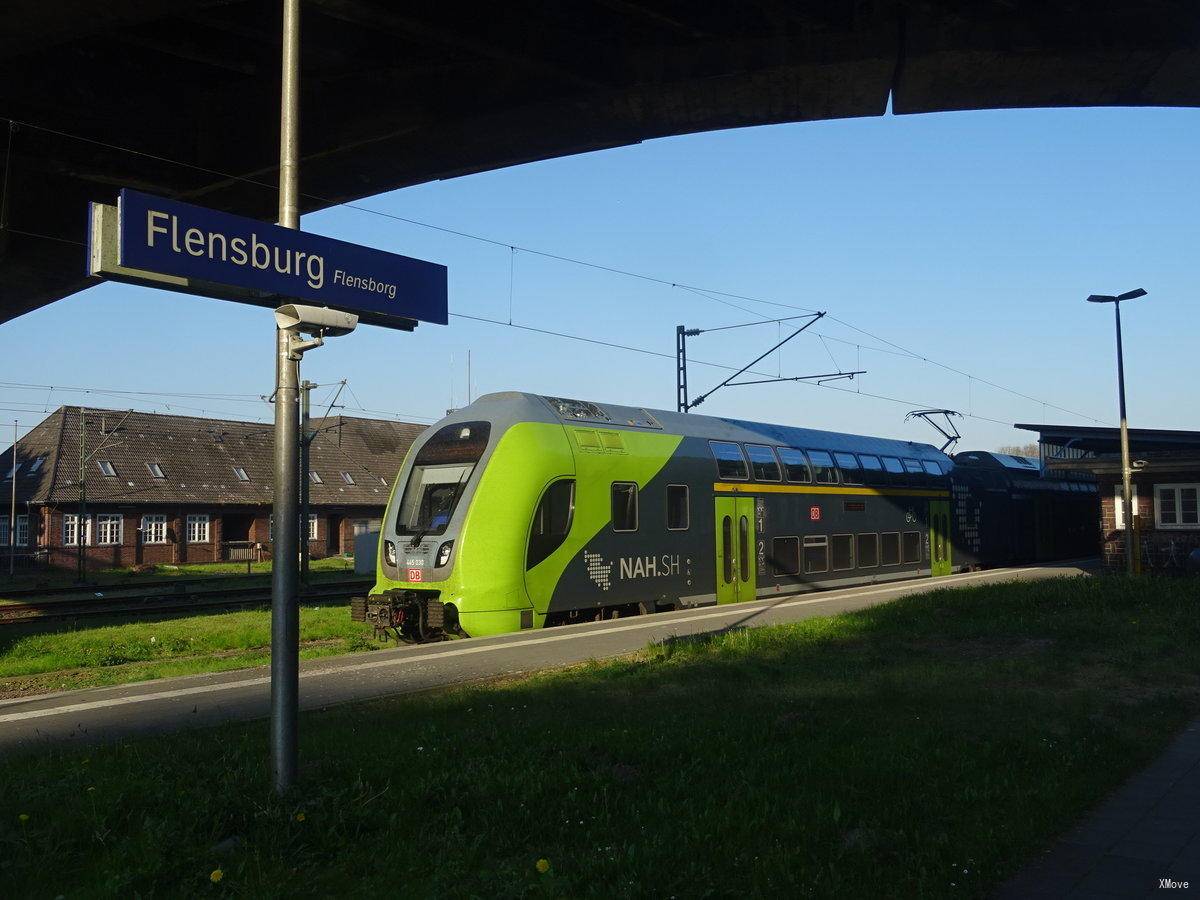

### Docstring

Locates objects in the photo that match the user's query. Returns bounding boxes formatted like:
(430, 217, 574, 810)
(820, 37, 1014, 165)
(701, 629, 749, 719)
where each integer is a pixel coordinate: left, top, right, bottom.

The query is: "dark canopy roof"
(4, 1, 1199, 323)
(1016, 423, 1200, 455)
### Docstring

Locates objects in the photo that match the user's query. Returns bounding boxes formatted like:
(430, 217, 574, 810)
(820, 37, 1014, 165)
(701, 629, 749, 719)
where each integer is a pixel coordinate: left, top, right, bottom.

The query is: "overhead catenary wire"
(0, 114, 1108, 427)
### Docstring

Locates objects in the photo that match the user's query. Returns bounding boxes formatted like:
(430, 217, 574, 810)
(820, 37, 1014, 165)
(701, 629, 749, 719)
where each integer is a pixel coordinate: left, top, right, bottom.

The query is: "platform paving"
(996, 718, 1200, 898)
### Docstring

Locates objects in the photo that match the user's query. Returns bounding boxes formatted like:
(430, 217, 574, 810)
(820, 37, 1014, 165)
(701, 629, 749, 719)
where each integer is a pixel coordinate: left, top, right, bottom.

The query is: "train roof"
(453, 392, 949, 463)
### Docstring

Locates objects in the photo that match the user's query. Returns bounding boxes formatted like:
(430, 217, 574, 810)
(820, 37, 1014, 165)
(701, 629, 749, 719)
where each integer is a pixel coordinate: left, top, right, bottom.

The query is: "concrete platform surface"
(0, 561, 1089, 754)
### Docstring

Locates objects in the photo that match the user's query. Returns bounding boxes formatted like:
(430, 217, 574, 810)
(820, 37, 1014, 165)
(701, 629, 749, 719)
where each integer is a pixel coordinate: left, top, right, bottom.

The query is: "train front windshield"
(396, 421, 491, 536)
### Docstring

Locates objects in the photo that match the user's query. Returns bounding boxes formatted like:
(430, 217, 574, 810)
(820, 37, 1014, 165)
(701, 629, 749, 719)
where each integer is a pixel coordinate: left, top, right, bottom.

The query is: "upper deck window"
(881, 456, 904, 475)
(902, 458, 925, 475)
(922, 460, 944, 477)
(806, 450, 838, 485)
(396, 421, 491, 537)
(777, 448, 811, 483)
(709, 441, 748, 480)
(744, 445, 781, 482)
(833, 453, 862, 485)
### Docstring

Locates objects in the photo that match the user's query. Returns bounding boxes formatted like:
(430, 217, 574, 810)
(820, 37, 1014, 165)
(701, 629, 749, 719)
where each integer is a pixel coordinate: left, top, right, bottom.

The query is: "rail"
(0, 577, 374, 625)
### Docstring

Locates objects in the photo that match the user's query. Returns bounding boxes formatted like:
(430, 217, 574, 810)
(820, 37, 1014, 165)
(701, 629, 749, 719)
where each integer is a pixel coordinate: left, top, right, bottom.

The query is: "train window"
(806, 451, 838, 485)
(526, 479, 575, 569)
(834, 453, 862, 485)
(902, 531, 922, 563)
(881, 456, 904, 476)
(881, 532, 901, 566)
(803, 536, 828, 574)
(611, 482, 639, 532)
(709, 441, 749, 480)
(859, 455, 883, 472)
(721, 516, 733, 583)
(739, 517, 750, 582)
(777, 448, 812, 483)
(666, 484, 690, 531)
(902, 458, 925, 475)
(831, 534, 854, 571)
(922, 460, 944, 477)
(857, 533, 879, 568)
(771, 536, 800, 577)
(396, 421, 491, 536)
(745, 444, 781, 481)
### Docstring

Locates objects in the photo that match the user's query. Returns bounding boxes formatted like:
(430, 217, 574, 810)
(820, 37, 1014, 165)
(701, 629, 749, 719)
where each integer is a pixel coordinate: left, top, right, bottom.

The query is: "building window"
(803, 535, 829, 574)
(1155, 484, 1200, 529)
(527, 479, 575, 569)
(96, 514, 123, 546)
(146, 462, 166, 479)
(341, 471, 356, 485)
(27, 457, 45, 474)
(744, 445, 781, 482)
(708, 441, 748, 480)
(3, 463, 18, 480)
(97, 460, 117, 477)
(14, 515, 28, 546)
(63, 514, 91, 546)
(233, 467, 250, 482)
(771, 536, 800, 577)
(1114, 485, 1140, 529)
(186, 514, 211, 544)
(666, 484, 689, 531)
(268, 515, 273, 542)
(308, 514, 319, 541)
(806, 451, 838, 485)
(309, 471, 323, 484)
(777, 447, 811, 483)
(611, 482, 638, 532)
(141, 514, 168, 544)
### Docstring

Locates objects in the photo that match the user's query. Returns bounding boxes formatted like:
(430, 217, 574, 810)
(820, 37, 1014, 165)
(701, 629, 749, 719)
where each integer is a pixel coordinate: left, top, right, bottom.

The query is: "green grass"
(2, 575, 1199, 897)
(0, 605, 380, 696)
(2, 555, 357, 594)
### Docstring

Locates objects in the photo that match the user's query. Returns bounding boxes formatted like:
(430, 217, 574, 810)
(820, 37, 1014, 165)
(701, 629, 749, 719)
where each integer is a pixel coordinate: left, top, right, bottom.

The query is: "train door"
(714, 496, 756, 603)
(929, 500, 952, 577)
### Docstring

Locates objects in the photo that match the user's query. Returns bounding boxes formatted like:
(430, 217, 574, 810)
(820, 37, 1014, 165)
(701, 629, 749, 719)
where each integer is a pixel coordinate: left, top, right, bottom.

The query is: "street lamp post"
(1086, 288, 1147, 576)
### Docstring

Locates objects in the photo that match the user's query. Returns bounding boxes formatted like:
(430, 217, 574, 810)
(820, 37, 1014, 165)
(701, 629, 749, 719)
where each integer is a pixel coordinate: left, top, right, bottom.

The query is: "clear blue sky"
(2, 105, 1196, 454)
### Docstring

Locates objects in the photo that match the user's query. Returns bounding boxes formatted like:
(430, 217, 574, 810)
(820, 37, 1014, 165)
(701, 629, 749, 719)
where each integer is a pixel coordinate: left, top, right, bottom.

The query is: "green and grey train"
(354, 392, 1097, 641)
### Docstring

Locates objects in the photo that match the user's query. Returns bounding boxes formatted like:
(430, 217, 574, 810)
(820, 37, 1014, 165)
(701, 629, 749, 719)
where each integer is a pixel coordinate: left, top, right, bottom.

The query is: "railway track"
(0, 578, 374, 625)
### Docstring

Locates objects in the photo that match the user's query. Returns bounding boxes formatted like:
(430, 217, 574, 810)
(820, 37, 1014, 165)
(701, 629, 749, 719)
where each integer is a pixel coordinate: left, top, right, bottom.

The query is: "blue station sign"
(111, 189, 447, 326)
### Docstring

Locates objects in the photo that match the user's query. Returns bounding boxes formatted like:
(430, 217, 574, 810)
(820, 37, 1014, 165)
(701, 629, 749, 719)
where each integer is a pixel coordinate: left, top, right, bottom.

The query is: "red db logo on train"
(809, 506, 821, 521)
(407, 567, 424, 582)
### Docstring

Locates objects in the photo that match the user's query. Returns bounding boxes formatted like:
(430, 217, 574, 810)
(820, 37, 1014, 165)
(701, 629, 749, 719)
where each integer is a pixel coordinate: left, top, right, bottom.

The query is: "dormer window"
(309, 471, 323, 484)
(97, 460, 117, 477)
(340, 472, 355, 485)
(27, 457, 45, 474)
(146, 462, 166, 479)
(233, 467, 250, 482)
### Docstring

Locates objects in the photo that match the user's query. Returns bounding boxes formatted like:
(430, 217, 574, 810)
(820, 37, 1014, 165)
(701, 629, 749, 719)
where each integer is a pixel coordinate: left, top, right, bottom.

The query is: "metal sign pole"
(271, 0, 302, 796)
(300, 379, 313, 584)
(8, 420, 15, 577)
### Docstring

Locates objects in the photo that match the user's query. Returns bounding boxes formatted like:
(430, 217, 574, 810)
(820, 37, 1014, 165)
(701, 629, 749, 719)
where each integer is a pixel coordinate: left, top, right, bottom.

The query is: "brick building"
(1017, 423, 1200, 573)
(0, 406, 425, 571)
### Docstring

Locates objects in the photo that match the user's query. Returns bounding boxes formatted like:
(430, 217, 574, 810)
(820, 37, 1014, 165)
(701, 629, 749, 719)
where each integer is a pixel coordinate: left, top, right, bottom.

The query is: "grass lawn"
(1, 555, 357, 594)
(2, 575, 1199, 897)
(0, 604, 379, 697)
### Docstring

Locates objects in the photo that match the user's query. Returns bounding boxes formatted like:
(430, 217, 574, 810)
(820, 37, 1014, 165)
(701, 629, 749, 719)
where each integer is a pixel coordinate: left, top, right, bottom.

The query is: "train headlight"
(435, 540, 454, 568)
(384, 540, 397, 567)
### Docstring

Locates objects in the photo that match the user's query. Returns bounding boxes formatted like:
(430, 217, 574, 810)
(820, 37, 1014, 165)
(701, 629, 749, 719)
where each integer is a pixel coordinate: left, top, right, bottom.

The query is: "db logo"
(809, 506, 821, 521)
(406, 567, 424, 582)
